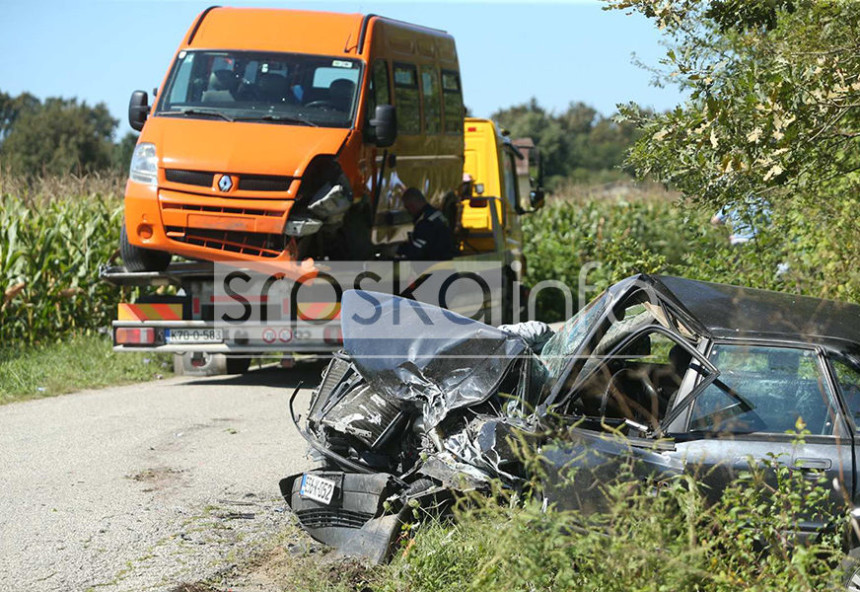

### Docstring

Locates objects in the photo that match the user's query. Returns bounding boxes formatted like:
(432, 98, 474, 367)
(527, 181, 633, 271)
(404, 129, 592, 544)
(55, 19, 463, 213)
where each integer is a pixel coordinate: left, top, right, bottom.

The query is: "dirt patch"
(175, 526, 386, 592)
(127, 466, 185, 492)
(169, 583, 219, 592)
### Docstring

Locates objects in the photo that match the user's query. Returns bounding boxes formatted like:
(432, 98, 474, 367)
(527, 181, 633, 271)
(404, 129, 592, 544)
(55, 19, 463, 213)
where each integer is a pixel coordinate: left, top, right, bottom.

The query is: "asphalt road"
(0, 364, 323, 592)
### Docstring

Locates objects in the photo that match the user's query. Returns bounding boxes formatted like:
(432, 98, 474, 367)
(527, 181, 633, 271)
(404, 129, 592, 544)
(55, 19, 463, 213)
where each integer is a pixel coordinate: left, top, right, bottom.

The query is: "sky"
(1, 0, 685, 139)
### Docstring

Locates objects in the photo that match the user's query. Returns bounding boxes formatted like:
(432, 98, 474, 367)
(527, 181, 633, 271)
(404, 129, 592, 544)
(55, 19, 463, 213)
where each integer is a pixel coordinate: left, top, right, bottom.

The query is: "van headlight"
(129, 143, 158, 185)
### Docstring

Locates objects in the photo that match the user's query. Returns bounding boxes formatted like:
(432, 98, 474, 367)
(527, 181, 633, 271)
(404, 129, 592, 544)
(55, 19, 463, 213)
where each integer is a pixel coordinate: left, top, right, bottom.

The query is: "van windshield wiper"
(235, 114, 318, 127)
(160, 108, 234, 122)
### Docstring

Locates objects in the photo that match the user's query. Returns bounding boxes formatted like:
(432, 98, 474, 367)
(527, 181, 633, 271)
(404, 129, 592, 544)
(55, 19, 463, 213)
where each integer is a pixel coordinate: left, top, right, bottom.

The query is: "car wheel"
(120, 221, 171, 272)
(842, 548, 860, 592)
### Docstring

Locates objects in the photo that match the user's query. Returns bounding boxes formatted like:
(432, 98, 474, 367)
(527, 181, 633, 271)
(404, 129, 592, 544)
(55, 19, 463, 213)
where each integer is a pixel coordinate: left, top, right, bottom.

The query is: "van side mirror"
(370, 105, 397, 148)
(129, 90, 150, 132)
(529, 187, 545, 210)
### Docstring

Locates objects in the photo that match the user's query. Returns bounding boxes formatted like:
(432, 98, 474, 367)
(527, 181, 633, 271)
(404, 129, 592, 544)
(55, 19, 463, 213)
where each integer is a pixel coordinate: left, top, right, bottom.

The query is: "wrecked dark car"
(280, 274, 860, 563)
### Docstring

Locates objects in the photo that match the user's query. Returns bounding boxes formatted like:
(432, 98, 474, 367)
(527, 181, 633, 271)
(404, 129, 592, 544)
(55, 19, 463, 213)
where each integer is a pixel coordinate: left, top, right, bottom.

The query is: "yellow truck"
(459, 117, 545, 316)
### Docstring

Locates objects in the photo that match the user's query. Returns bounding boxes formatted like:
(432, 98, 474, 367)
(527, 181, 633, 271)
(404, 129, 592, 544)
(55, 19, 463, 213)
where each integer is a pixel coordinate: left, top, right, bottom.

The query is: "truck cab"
(122, 8, 465, 272)
(459, 118, 543, 270)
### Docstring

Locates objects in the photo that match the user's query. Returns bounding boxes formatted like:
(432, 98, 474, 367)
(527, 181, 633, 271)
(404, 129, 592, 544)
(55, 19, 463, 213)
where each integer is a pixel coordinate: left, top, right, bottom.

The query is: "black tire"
(225, 355, 252, 375)
(842, 548, 860, 592)
(120, 221, 171, 272)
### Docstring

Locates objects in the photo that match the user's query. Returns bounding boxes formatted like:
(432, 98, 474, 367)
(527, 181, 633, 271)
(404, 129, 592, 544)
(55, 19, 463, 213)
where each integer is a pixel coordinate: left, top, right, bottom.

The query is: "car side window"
(831, 359, 860, 432)
(571, 329, 701, 429)
(688, 345, 836, 435)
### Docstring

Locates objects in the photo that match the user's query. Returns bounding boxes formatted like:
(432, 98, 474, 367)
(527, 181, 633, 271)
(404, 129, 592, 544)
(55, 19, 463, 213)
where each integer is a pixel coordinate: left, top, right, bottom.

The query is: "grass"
(0, 332, 173, 404)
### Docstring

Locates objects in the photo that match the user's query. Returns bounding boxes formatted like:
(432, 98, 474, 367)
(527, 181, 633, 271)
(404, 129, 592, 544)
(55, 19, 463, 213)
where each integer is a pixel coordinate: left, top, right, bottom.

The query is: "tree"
(0, 94, 118, 176)
(492, 98, 640, 188)
(608, 0, 860, 298)
(0, 91, 39, 143)
(113, 131, 139, 173)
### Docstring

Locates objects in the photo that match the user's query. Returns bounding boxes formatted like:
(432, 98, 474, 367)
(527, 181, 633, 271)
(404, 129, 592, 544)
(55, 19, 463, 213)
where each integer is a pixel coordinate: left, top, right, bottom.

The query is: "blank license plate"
(165, 328, 224, 344)
(300, 473, 336, 505)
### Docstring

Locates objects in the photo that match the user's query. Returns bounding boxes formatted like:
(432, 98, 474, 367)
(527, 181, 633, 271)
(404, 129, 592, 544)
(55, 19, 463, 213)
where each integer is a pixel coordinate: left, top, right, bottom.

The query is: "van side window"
(365, 60, 390, 139)
(441, 70, 463, 134)
(421, 66, 441, 134)
(393, 63, 420, 135)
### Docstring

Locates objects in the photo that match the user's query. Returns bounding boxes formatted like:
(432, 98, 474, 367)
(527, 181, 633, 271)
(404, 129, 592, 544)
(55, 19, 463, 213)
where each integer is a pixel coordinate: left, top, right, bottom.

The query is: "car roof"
(651, 275, 860, 352)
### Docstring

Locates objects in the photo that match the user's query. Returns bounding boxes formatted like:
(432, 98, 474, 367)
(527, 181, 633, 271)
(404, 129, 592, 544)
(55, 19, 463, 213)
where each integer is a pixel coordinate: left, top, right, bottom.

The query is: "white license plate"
(165, 328, 224, 344)
(300, 473, 336, 505)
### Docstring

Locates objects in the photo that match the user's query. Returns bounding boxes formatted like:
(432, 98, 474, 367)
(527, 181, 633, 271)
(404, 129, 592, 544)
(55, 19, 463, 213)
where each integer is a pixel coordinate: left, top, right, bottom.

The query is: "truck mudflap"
(280, 471, 411, 564)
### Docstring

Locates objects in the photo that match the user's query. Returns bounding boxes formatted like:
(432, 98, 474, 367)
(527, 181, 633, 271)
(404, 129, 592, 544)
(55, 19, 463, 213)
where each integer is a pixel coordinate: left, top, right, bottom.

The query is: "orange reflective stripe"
(117, 303, 183, 321)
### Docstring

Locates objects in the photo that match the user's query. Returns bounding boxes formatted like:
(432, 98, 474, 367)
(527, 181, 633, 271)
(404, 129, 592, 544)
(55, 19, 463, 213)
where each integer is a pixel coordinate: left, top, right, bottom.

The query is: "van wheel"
(120, 222, 171, 272)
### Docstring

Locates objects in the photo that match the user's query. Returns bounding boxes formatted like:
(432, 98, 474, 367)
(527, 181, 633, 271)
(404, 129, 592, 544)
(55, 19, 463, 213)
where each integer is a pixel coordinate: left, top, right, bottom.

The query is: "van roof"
(185, 8, 450, 56)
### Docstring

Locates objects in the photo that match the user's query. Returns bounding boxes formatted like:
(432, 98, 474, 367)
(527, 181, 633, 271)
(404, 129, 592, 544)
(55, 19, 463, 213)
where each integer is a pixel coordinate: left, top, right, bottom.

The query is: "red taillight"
(115, 327, 156, 345)
(324, 326, 343, 345)
(467, 126, 477, 132)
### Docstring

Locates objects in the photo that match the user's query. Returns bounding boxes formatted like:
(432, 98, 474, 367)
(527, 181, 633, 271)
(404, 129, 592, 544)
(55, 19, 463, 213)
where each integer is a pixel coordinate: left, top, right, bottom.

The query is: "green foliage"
(369, 450, 845, 592)
(0, 333, 172, 404)
(0, 94, 118, 176)
(520, 193, 851, 322)
(281, 446, 847, 592)
(607, 0, 860, 298)
(0, 90, 40, 142)
(0, 175, 133, 345)
(492, 99, 641, 189)
(113, 131, 139, 173)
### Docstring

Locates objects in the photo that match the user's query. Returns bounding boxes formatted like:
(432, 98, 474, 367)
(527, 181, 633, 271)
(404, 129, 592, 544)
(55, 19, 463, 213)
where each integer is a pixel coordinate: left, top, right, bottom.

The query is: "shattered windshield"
(540, 292, 608, 379)
(157, 50, 361, 128)
(340, 291, 528, 428)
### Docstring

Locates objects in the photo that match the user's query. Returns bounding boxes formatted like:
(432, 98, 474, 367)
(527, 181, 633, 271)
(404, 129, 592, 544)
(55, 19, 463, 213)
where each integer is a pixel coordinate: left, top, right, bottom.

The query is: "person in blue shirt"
(397, 188, 455, 261)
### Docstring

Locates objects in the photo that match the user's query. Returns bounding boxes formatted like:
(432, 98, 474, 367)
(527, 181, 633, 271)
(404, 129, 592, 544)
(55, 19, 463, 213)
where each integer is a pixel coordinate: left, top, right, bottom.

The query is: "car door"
(827, 355, 860, 508)
(665, 343, 853, 533)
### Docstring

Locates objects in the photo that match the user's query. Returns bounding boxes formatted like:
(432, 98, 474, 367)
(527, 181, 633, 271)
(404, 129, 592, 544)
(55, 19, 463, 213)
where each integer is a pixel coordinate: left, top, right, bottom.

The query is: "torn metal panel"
(341, 290, 528, 428)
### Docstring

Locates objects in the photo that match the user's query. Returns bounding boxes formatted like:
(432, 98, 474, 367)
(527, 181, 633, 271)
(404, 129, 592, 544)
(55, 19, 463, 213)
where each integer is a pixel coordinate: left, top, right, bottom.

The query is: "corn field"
(0, 175, 849, 345)
(1, 174, 134, 345)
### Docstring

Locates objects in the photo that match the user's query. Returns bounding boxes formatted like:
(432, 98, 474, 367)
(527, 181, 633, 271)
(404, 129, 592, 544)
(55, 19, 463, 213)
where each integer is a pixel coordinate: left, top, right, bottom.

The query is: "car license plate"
(165, 328, 224, 344)
(300, 473, 336, 505)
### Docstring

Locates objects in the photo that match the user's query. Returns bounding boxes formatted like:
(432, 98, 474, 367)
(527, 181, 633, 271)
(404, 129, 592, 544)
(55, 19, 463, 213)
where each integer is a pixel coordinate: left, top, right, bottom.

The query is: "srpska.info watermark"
(210, 260, 601, 350)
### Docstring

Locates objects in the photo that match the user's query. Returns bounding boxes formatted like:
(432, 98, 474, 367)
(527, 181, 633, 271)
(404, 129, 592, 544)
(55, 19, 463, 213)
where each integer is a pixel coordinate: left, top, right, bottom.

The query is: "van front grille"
(238, 174, 292, 192)
(164, 169, 214, 187)
(165, 226, 286, 258)
(163, 169, 292, 192)
(161, 202, 285, 218)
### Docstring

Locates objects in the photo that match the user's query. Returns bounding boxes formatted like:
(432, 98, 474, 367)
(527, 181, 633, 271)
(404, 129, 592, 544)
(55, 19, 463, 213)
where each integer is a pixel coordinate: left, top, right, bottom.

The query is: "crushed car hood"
(341, 290, 528, 428)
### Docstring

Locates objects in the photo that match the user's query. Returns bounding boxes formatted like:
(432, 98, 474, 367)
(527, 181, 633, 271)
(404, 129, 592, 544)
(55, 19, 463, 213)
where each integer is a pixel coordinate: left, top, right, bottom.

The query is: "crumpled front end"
(282, 291, 545, 561)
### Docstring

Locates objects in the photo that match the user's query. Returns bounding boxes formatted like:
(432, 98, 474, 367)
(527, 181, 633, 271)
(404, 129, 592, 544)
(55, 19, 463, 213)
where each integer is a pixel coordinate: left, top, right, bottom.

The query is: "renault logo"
(218, 174, 233, 192)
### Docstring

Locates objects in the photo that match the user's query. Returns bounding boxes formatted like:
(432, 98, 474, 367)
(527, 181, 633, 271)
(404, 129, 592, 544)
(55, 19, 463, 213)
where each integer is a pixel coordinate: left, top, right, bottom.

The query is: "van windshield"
(156, 50, 362, 129)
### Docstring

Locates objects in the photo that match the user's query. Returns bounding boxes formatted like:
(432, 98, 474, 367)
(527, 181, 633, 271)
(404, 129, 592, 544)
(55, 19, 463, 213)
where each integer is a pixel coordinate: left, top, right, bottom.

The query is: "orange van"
(122, 8, 465, 272)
